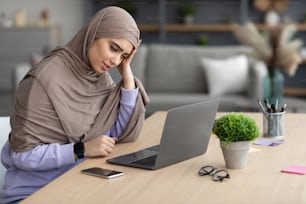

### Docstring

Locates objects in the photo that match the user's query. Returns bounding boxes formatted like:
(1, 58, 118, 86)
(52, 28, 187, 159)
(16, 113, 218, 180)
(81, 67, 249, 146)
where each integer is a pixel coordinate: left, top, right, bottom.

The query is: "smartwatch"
(73, 142, 85, 159)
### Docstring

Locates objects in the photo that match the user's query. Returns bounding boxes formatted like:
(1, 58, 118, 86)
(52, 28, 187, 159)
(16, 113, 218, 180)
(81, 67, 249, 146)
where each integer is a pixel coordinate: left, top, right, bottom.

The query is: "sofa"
(109, 44, 267, 116)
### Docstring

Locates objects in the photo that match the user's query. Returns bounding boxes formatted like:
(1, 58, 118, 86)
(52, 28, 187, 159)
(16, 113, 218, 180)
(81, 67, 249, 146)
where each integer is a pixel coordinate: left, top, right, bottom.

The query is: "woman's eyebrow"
(112, 41, 132, 55)
(112, 42, 124, 51)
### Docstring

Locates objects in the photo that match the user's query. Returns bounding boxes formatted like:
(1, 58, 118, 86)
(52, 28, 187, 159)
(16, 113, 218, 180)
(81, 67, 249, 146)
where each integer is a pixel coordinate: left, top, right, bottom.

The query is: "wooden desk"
(21, 112, 306, 204)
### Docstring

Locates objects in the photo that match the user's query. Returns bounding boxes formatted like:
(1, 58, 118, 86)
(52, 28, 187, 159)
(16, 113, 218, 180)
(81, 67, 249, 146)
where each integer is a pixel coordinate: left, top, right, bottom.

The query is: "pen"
(264, 98, 272, 113)
(271, 104, 277, 113)
(275, 99, 278, 112)
(257, 99, 268, 118)
(280, 103, 287, 112)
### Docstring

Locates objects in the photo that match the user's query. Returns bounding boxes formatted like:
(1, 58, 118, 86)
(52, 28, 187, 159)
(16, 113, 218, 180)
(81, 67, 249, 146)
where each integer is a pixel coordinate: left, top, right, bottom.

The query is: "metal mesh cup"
(263, 111, 285, 138)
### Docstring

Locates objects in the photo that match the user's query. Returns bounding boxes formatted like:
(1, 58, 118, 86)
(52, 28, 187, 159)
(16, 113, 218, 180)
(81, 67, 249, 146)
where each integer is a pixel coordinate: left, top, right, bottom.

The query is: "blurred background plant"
(233, 22, 303, 77)
(178, 3, 198, 24)
(253, 0, 288, 13)
(119, 2, 137, 18)
(198, 35, 208, 46)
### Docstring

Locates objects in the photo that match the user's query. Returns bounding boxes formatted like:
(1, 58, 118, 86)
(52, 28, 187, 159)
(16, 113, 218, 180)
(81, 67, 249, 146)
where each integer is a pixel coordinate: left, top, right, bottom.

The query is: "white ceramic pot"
(184, 15, 194, 25)
(220, 141, 252, 169)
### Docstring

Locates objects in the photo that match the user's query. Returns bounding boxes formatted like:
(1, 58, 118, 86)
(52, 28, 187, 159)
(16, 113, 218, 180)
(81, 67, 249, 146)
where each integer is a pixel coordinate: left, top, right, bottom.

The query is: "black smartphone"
(81, 167, 124, 179)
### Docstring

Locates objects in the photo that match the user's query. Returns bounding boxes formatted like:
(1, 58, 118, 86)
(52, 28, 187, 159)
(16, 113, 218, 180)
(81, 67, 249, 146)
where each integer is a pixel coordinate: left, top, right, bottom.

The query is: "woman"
(0, 6, 149, 203)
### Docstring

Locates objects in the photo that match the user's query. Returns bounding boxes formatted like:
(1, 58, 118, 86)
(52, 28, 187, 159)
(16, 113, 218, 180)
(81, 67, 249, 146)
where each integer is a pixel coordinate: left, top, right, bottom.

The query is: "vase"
(183, 15, 194, 24)
(263, 69, 284, 105)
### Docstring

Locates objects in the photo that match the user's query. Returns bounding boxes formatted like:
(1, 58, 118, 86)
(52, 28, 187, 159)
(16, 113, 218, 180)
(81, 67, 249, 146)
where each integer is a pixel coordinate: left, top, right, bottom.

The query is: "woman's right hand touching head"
(84, 135, 117, 157)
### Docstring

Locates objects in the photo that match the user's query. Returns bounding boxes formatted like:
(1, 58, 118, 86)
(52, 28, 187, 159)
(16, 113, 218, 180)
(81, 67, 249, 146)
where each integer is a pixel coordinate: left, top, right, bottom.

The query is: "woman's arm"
(10, 143, 76, 171)
(105, 87, 139, 138)
(107, 41, 141, 137)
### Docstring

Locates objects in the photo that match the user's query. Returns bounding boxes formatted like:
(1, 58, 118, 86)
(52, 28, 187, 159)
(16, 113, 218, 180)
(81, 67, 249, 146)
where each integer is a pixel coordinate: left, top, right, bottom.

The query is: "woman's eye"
(122, 54, 129, 59)
(110, 45, 119, 52)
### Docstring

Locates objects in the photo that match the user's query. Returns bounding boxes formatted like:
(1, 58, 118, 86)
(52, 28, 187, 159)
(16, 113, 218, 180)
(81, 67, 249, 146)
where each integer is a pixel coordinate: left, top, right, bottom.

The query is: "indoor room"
(1, 0, 306, 203)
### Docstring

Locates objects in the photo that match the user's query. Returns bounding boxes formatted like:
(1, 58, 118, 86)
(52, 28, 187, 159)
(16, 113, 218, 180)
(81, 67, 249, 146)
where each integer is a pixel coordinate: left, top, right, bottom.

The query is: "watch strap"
(73, 142, 85, 159)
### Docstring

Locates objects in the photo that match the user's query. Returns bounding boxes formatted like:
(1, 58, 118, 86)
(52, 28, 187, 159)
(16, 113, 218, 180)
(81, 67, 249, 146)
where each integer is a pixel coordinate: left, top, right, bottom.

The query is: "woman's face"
(88, 38, 133, 73)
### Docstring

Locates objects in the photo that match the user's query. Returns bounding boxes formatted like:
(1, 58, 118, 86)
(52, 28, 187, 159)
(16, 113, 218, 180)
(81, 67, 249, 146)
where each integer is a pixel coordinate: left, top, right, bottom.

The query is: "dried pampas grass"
(233, 22, 303, 76)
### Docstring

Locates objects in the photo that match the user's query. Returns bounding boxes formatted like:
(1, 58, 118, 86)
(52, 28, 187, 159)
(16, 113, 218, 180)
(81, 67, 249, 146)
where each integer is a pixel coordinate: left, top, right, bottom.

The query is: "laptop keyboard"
(131, 155, 157, 166)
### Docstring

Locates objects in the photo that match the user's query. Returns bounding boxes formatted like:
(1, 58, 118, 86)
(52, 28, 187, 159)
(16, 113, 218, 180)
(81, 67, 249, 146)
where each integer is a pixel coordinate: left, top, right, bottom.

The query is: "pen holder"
(263, 111, 285, 138)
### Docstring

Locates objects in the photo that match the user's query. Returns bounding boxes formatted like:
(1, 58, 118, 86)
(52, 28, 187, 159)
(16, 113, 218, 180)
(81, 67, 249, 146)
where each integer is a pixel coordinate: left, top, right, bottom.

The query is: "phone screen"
(81, 167, 124, 179)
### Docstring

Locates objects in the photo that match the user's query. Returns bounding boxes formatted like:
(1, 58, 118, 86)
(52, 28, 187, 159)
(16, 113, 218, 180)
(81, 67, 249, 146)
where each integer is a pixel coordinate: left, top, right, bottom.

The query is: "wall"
(91, 0, 243, 45)
(0, 0, 87, 115)
(91, 0, 306, 45)
(2, 0, 306, 46)
(90, 0, 306, 94)
(0, 0, 85, 44)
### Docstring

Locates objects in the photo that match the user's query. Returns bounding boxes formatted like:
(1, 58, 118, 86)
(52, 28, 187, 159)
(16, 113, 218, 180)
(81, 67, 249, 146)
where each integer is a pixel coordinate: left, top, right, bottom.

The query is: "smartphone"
(81, 167, 124, 179)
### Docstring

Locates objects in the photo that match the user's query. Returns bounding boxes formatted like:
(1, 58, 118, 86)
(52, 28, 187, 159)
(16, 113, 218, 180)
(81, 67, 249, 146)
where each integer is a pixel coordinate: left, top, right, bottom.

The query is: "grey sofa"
(109, 44, 268, 116)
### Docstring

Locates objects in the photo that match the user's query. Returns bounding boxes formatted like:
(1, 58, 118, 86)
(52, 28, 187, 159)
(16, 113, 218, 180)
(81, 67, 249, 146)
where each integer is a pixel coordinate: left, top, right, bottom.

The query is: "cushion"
(200, 55, 248, 96)
(30, 53, 43, 65)
(13, 63, 31, 89)
(145, 44, 207, 93)
(130, 45, 148, 84)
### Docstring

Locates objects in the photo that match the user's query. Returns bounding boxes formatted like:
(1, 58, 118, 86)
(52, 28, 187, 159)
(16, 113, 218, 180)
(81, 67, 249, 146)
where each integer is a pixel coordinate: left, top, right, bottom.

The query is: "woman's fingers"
(84, 135, 117, 157)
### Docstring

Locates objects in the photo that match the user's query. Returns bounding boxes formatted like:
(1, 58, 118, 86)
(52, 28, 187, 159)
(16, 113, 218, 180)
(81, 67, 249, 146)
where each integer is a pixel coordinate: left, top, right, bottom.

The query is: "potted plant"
(213, 113, 260, 169)
(198, 35, 208, 46)
(179, 3, 198, 24)
(119, 2, 137, 18)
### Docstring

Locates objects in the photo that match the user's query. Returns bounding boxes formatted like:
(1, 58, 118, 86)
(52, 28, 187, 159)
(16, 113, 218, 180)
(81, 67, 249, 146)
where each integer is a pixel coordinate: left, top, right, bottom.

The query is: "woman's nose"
(111, 54, 122, 66)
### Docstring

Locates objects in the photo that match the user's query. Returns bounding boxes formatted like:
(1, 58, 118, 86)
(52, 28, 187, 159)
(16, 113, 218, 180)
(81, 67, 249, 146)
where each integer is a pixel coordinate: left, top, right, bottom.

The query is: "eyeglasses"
(198, 165, 230, 182)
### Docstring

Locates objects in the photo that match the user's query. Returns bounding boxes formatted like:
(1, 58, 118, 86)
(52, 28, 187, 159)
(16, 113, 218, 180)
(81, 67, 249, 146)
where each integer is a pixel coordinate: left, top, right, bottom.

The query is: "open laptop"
(106, 98, 220, 170)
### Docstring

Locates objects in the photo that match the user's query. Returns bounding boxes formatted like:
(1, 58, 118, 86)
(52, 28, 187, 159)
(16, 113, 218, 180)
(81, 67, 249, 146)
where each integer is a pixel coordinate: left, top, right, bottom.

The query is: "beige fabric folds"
(9, 6, 149, 152)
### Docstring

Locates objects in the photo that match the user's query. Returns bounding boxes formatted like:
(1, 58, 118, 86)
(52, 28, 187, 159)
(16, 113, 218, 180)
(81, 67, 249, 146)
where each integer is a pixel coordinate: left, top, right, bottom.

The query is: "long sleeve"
(0, 141, 78, 203)
(105, 87, 139, 138)
(8, 143, 76, 171)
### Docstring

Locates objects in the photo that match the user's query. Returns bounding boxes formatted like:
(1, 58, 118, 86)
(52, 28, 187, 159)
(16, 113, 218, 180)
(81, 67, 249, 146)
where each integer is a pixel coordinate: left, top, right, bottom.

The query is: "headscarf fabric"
(9, 6, 149, 152)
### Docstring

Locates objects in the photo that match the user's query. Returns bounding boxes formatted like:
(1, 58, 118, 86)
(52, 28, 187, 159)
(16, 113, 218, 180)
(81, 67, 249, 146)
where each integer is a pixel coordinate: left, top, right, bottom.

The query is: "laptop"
(106, 98, 220, 170)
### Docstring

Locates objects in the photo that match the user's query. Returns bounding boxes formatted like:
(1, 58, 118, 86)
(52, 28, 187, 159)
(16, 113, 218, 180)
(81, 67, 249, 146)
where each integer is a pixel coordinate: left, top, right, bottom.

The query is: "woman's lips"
(100, 62, 110, 71)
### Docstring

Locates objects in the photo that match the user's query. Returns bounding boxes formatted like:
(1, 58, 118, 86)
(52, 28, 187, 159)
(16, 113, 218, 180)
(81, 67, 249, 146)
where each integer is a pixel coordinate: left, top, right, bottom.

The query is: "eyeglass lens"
(199, 165, 215, 176)
(211, 170, 230, 182)
(198, 166, 230, 182)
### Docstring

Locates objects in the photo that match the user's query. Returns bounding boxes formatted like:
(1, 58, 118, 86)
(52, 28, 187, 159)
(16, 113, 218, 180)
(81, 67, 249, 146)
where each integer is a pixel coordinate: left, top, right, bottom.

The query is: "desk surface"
(21, 112, 306, 204)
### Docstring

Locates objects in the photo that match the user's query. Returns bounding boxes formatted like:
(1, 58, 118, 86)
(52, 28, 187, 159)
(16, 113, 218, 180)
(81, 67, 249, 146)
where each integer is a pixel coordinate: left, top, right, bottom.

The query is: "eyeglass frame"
(198, 165, 230, 182)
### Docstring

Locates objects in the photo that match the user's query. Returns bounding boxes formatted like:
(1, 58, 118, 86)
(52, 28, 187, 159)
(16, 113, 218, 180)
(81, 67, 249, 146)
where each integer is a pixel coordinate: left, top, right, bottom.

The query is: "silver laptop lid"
(154, 98, 219, 169)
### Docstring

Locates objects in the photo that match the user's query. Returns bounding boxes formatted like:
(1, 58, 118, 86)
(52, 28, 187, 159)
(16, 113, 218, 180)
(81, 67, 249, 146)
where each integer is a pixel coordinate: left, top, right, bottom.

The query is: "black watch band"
(73, 142, 85, 159)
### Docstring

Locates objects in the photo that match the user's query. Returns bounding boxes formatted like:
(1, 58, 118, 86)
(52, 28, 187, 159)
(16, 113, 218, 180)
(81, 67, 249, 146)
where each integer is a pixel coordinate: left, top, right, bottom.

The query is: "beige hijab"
(10, 6, 149, 152)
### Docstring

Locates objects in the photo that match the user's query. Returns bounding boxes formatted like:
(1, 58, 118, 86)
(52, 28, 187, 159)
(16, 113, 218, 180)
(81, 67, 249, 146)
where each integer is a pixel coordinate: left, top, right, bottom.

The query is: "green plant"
(119, 2, 137, 17)
(213, 113, 260, 144)
(179, 3, 198, 16)
(198, 35, 208, 46)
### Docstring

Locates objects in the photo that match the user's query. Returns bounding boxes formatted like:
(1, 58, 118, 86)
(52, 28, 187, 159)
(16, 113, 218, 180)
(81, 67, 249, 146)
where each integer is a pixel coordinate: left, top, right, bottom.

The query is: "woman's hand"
(117, 40, 141, 89)
(84, 135, 117, 157)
